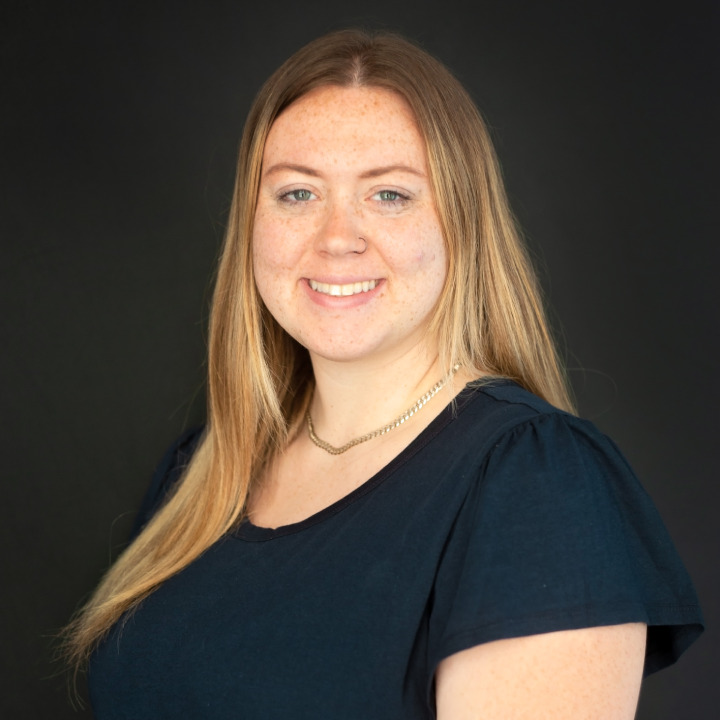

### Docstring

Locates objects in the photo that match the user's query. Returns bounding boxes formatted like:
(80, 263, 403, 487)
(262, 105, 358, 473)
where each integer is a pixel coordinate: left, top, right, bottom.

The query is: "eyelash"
(373, 190, 410, 205)
(278, 189, 315, 204)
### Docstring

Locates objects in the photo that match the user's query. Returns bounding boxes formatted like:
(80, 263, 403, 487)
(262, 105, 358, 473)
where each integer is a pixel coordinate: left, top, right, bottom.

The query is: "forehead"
(263, 85, 427, 168)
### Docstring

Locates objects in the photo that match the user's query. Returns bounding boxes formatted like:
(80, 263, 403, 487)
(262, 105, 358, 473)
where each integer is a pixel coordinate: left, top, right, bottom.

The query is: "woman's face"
(252, 85, 447, 366)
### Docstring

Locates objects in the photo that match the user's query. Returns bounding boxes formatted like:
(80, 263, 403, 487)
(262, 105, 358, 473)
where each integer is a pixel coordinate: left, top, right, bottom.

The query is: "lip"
(302, 277, 384, 307)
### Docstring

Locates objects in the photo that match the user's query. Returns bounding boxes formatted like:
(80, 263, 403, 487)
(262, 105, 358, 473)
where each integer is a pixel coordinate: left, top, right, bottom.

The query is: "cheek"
(398, 226, 446, 280)
(253, 210, 316, 273)
(252, 229, 287, 311)
(253, 220, 285, 271)
(418, 232, 448, 301)
(252, 219, 297, 284)
(385, 224, 436, 268)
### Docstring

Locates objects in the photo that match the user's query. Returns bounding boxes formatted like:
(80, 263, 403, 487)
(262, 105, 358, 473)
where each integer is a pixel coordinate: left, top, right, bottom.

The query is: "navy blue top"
(89, 381, 703, 719)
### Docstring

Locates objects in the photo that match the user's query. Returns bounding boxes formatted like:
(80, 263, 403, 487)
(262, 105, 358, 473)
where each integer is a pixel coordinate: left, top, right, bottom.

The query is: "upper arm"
(428, 412, 701, 682)
(435, 623, 646, 720)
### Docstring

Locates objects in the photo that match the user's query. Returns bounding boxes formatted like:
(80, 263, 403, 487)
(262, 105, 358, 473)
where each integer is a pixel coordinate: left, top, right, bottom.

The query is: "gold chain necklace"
(306, 365, 460, 455)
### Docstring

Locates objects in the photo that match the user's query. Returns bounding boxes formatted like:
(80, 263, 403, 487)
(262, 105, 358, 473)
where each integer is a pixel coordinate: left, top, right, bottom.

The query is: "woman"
(66, 30, 702, 718)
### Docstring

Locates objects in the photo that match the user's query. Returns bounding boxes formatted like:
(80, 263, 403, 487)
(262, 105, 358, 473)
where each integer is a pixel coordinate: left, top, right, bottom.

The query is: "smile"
(309, 279, 378, 296)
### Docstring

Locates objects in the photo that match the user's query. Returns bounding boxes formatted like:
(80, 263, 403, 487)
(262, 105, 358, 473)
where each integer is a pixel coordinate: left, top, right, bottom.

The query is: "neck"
(307, 345, 455, 445)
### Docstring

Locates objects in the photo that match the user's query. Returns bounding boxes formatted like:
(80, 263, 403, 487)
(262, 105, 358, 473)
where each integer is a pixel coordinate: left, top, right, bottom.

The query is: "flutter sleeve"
(429, 412, 704, 677)
(129, 426, 204, 538)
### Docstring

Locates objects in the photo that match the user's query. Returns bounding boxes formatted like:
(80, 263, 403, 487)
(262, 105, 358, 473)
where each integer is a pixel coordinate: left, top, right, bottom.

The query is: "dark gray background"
(2, 1, 717, 717)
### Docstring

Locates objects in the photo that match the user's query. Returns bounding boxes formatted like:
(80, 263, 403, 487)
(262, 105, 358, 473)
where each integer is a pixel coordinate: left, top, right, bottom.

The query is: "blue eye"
(378, 190, 400, 202)
(374, 190, 409, 205)
(281, 189, 315, 203)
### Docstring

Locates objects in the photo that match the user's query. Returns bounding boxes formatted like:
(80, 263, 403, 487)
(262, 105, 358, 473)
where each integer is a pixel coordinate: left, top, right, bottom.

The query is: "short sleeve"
(429, 412, 704, 677)
(130, 426, 204, 538)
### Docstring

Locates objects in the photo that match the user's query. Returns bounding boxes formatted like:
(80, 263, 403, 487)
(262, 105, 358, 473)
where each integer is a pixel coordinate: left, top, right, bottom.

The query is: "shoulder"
(454, 379, 621, 471)
(431, 381, 704, 676)
(454, 380, 645, 532)
(457, 378, 578, 432)
(131, 426, 205, 537)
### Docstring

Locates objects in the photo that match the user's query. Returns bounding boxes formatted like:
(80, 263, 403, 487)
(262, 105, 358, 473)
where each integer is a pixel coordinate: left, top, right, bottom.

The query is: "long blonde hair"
(64, 29, 573, 670)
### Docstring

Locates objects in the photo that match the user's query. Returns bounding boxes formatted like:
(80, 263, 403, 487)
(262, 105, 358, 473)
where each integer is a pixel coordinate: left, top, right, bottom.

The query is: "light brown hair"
(64, 28, 573, 671)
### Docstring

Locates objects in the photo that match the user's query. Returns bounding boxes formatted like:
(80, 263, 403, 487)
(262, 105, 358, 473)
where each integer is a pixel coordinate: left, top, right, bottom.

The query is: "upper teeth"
(309, 280, 378, 296)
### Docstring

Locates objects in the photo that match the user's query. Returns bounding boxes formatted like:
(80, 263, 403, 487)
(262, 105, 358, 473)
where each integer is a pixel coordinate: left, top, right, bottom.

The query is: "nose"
(314, 199, 367, 256)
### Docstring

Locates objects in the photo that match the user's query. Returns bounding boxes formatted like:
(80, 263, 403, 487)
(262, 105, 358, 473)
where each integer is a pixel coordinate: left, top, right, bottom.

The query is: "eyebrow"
(263, 163, 321, 178)
(263, 163, 426, 179)
(360, 164, 426, 179)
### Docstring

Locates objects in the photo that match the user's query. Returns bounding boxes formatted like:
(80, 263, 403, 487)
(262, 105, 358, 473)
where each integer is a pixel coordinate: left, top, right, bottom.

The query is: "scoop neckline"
(233, 380, 493, 542)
